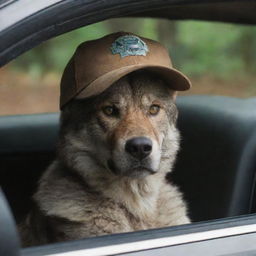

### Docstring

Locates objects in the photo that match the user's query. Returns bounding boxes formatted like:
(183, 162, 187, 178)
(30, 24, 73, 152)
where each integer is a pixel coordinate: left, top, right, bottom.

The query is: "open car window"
(1, 18, 256, 116)
(0, 1, 256, 256)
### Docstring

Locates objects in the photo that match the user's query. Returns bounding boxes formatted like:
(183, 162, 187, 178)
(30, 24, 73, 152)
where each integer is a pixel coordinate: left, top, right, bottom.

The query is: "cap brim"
(75, 64, 191, 100)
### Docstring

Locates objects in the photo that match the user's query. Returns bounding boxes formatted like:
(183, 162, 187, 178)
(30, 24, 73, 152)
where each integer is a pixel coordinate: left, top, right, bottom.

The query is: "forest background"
(1, 18, 256, 115)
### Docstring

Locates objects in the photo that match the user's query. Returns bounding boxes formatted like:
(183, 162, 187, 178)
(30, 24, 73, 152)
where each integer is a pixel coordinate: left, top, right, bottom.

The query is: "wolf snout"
(125, 137, 152, 160)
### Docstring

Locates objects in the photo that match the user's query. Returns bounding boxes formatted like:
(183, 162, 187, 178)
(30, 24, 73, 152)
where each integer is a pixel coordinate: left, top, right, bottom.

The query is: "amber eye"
(102, 106, 114, 116)
(149, 104, 160, 115)
(102, 106, 118, 116)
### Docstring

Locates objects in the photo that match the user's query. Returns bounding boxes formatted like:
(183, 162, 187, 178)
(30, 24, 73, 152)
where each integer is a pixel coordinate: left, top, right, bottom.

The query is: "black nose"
(125, 137, 152, 160)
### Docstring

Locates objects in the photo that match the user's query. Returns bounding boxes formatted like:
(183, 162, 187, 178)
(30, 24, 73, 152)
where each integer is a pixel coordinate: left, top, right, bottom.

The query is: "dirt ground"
(0, 67, 256, 116)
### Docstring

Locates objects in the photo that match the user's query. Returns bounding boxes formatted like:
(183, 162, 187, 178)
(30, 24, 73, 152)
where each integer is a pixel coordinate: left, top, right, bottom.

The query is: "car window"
(1, 10, 256, 256)
(1, 18, 256, 116)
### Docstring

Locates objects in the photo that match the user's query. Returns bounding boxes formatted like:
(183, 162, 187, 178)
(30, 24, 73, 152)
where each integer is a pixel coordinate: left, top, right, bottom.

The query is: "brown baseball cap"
(60, 32, 191, 109)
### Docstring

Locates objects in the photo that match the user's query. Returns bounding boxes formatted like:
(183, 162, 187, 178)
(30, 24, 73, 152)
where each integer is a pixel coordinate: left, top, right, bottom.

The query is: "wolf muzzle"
(125, 136, 152, 160)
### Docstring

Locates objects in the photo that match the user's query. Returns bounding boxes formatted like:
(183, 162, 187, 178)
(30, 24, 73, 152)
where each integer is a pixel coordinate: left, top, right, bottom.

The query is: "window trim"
(22, 214, 256, 256)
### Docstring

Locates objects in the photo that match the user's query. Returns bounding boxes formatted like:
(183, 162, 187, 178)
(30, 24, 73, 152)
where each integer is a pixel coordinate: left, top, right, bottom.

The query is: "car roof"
(0, 0, 256, 66)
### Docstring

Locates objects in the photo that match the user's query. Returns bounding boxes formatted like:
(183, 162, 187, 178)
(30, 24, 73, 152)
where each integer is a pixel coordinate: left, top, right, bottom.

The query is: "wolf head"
(58, 71, 180, 182)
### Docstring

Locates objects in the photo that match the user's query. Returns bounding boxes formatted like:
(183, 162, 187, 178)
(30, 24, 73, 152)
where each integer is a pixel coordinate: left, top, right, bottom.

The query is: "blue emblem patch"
(111, 35, 149, 58)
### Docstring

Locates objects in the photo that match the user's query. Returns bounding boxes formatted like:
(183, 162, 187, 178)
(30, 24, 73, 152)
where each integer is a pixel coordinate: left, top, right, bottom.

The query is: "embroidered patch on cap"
(111, 35, 149, 58)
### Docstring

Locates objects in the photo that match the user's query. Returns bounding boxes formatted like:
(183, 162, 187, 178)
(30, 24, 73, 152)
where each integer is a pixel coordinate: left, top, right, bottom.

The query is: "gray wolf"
(19, 32, 191, 247)
(19, 70, 190, 246)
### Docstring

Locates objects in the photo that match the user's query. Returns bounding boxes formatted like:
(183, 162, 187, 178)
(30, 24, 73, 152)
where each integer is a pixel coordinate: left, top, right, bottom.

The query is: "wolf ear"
(168, 90, 178, 124)
(169, 90, 177, 101)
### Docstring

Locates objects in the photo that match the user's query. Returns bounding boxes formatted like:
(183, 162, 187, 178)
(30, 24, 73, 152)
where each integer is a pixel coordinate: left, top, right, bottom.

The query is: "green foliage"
(175, 21, 255, 77)
(47, 22, 110, 72)
(10, 19, 256, 80)
(12, 22, 110, 74)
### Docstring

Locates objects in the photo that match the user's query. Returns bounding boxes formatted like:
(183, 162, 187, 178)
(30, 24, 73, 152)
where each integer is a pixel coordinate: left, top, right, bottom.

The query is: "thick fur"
(19, 71, 190, 247)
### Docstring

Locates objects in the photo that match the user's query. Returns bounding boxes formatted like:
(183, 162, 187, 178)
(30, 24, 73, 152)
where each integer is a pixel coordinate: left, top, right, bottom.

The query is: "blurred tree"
(9, 19, 256, 80)
(176, 21, 245, 77)
(157, 20, 177, 48)
(237, 27, 256, 73)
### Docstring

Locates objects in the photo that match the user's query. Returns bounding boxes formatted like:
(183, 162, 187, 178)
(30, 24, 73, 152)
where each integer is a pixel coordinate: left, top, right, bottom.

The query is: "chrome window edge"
(42, 223, 256, 256)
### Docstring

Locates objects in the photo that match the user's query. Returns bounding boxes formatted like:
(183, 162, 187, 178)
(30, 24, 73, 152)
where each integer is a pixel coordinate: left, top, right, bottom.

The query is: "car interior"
(1, 95, 256, 224)
(1, 0, 256, 256)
